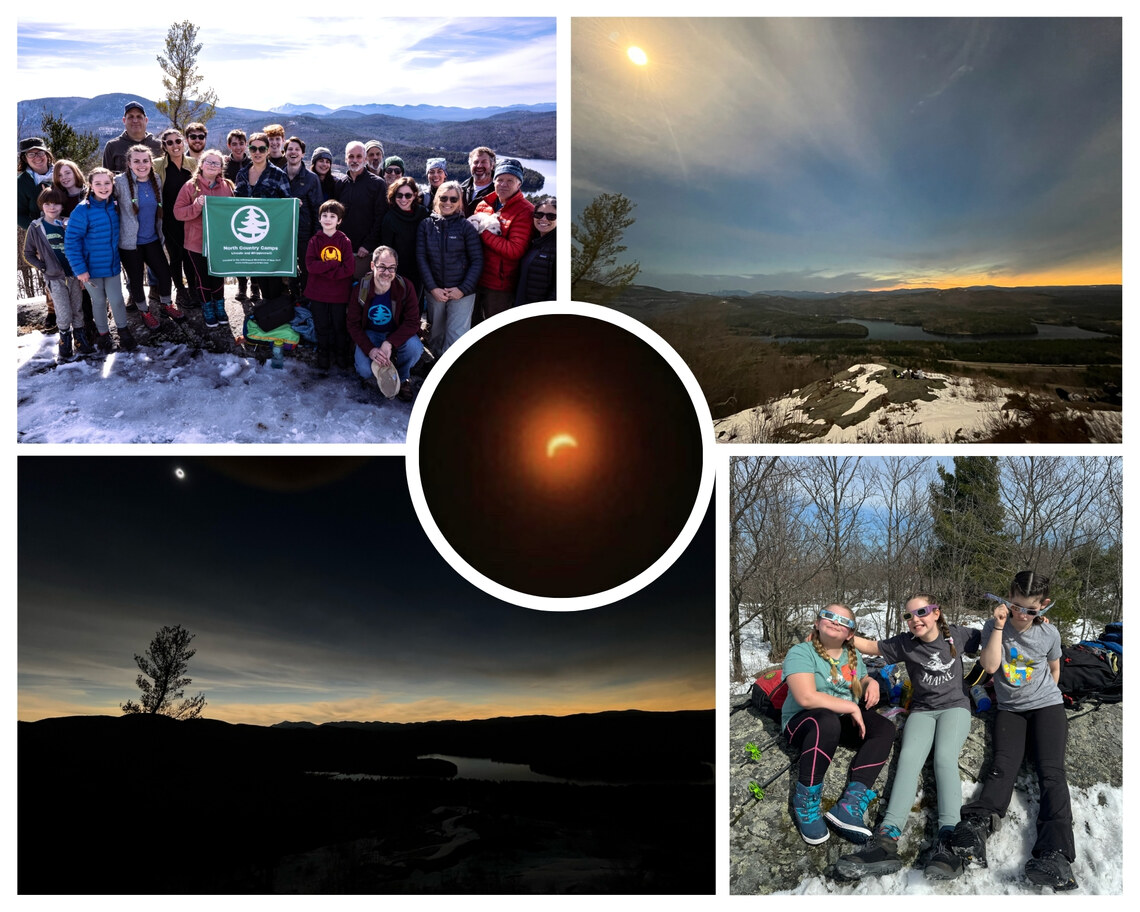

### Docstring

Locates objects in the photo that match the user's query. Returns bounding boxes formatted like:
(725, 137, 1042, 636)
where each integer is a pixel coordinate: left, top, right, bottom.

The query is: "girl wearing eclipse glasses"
(780, 604, 895, 846)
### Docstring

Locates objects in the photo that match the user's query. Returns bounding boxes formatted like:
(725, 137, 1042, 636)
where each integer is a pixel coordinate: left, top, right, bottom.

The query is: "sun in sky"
(627, 46, 648, 66)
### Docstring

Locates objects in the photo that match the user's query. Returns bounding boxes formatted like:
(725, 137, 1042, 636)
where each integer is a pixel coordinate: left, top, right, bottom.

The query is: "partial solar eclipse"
(627, 46, 649, 66)
(546, 433, 579, 458)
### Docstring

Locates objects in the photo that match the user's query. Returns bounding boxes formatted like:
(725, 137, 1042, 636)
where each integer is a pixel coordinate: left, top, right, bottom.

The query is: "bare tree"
(868, 457, 934, 635)
(794, 456, 869, 605)
(121, 624, 207, 719)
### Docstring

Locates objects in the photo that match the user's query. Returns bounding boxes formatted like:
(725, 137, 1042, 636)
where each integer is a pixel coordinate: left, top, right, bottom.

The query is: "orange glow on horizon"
(872, 262, 1121, 292)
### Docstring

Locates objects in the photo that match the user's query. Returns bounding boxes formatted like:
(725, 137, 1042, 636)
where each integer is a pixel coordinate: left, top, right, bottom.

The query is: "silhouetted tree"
(121, 624, 207, 719)
(571, 192, 640, 302)
(155, 21, 218, 131)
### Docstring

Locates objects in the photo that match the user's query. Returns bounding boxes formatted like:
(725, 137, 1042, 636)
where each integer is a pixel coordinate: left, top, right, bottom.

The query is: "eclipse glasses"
(818, 608, 856, 629)
(985, 593, 1051, 617)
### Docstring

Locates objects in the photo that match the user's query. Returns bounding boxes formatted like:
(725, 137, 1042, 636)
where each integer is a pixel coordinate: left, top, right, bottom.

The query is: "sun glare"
(627, 46, 648, 66)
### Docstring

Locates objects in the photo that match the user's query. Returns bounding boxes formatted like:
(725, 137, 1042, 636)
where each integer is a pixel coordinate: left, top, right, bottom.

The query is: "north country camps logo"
(231, 205, 271, 244)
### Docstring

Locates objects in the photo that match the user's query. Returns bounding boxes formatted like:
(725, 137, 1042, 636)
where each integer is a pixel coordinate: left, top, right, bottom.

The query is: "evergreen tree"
(39, 111, 99, 171)
(570, 192, 640, 303)
(155, 20, 218, 131)
(121, 624, 207, 719)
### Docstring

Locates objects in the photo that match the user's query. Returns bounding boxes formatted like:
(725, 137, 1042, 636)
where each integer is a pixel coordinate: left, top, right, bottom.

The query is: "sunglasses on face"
(534, 212, 556, 221)
(437, 195, 460, 203)
(249, 145, 268, 153)
(818, 609, 856, 630)
(385, 167, 403, 175)
(902, 604, 939, 622)
(187, 133, 206, 140)
(985, 593, 1050, 617)
(164, 138, 183, 146)
(395, 192, 415, 199)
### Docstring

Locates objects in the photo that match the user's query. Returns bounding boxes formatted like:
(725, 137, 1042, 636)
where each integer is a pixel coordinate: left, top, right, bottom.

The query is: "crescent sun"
(546, 433, 579, 458)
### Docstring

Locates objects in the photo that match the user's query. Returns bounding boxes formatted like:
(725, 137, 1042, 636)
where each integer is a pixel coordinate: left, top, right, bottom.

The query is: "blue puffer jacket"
(64, 195, 121, 279)
(416, 211, 484, 297)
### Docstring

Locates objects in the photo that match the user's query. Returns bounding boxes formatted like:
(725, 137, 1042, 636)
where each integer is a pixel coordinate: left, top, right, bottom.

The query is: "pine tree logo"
(231, 205, 271, 244)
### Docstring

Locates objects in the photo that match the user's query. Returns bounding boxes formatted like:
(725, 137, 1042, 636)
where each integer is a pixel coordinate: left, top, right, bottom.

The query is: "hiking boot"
(141, 310, 160, 330)
(834, 825, 902, 880)
(74, 326, 95, 355)
(951, 813, 996, 868)
(164, 302, 187, 322)
(95, 331, 114, 354)
(58, 329, 73, 361)
(1024, 851, 1078, 891)
(236, 277, 248, 301)
(202, 300, 219, 328)
(398, 379, 415, 402)
(316, 348, 331, 371)
(825, 782, 877, 843)
(924, 826, 965, 880)
(117, 326, 137, 352)
(791, 781, 829, 845)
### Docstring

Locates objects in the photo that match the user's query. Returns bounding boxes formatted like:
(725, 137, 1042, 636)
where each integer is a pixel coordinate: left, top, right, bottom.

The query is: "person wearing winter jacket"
(347, 246, 423, 401)
(152, 127, 197, 308)
(113, 146, 180, 330)
(23, 185, 94, 359)
(174, 150, 235, 328)
(514, 197, 556, 307)
(283, 136, 323, 295)
(234, 131, 292, 300)
(379, 176, 429, 299)
(64, 168, 135, 352)
(416, 181, 482, 358)
(470, 158, 535, 324)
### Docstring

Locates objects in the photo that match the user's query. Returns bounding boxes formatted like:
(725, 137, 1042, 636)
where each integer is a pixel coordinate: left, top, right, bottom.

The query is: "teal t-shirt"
(780, 640, 867, 730)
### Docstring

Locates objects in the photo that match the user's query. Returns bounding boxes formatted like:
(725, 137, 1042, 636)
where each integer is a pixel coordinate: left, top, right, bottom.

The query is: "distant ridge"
(271, 101, 556, 121)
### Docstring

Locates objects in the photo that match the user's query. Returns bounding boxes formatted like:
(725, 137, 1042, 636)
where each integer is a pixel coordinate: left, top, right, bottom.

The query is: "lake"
(511, 156, 556, 196)
(775, 318, 1116, 343)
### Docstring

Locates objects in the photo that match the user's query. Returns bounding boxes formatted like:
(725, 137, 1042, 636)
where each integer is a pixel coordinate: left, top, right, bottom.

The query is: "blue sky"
(18, 14, 555, 111)
(572, 17, 1121, 293)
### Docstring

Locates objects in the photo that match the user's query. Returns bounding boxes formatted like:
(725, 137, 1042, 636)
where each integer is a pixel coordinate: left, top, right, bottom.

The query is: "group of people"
(779, 571, 1077, 891)
(18, 101, 557, 396)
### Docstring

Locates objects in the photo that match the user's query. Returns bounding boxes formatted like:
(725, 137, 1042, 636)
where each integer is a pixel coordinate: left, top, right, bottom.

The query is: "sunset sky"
(18, 14, 555, 110)
(572, 17, 1121, 294)
(18, 457, 713, 726)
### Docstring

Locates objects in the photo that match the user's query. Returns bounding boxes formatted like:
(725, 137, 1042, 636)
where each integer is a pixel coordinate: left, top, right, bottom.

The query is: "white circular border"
(406, 300, 715, 612)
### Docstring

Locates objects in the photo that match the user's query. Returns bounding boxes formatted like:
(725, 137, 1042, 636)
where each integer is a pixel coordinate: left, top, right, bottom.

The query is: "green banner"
(202, 197, 300, 276)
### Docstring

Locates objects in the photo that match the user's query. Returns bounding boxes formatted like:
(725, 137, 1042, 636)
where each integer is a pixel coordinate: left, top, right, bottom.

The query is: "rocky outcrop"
(728, 697, 1122, 894)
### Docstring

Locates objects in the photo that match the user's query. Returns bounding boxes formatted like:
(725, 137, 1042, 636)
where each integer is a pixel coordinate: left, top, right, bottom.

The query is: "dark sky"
(572, 17, 1121, 293)
(18, 457, 714, 725)
(416, 313, 707, 598)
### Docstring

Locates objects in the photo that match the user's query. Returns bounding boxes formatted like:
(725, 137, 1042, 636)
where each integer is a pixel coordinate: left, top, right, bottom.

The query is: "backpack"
(749, 668, 789, 721)
(1059, 643, 1122, 708)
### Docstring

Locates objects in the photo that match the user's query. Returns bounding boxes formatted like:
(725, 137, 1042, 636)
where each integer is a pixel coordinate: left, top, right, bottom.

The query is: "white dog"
(467, 212, 502, 235)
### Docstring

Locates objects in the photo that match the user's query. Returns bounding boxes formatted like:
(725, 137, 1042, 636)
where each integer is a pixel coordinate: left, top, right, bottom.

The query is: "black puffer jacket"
(514, 228, 556, 307)
(416, 211, 484, 297)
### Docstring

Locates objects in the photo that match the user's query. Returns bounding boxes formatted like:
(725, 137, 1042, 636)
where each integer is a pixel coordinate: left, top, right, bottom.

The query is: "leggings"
(120, 240, 171, 306)
(187, 249, 225, 302)
(881, 706, 971, 832)
(960, 703, 1074, 861)
(785, 706, 895, 788)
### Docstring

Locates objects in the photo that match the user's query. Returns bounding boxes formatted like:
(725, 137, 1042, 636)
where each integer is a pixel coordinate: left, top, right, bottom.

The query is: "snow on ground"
(733, 613, 1123, 894)
(17, 328, 411, 444)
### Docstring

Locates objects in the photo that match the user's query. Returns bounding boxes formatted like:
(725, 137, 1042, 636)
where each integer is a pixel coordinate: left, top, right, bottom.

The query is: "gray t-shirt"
(979, 618, 1062, 711)
(878, 624, 979, 712)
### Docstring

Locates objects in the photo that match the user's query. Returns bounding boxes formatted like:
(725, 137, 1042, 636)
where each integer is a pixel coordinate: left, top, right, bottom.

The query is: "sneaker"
(924, 826, 965, 880)
(164, 302, 186, 322)
(117, 326, 137, 352)
(141, 310, 160, 330)
(202, 300, 219, 328)
(951, 813, 995, 868)
(835, 826, 902, 880)
(95, 331, 114, 354)
(792, 781, 829, 846)
(1024, 851, 1078, 891)
(214, 301, 228, 326)
(825, 782, 877, 843)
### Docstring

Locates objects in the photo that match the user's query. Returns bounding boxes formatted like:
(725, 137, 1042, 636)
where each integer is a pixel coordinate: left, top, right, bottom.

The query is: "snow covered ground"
(731, 610, 1123, 895)
(17, 326, 412, 444)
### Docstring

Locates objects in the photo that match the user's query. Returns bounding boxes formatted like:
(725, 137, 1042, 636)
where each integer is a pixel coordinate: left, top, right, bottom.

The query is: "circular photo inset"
(407, 303, 713, 610)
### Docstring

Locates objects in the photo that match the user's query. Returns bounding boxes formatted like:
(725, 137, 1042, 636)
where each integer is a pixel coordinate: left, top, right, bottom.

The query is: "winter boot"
(835, 825, 902, 880)
(117, 325, 137, 352)
(73, 325, 95, 355)
(791, 781, 829, 845)
(951, 812, 997, 868)
(924, 825, 965, 879)
(316, 347, 331, 371)
(202, 300, 219, 328)
(825, 781, 877, 843)
(58, 329, 74, 361)
(1024, 851, 1078, 891)
(95, 331, 115, 354)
